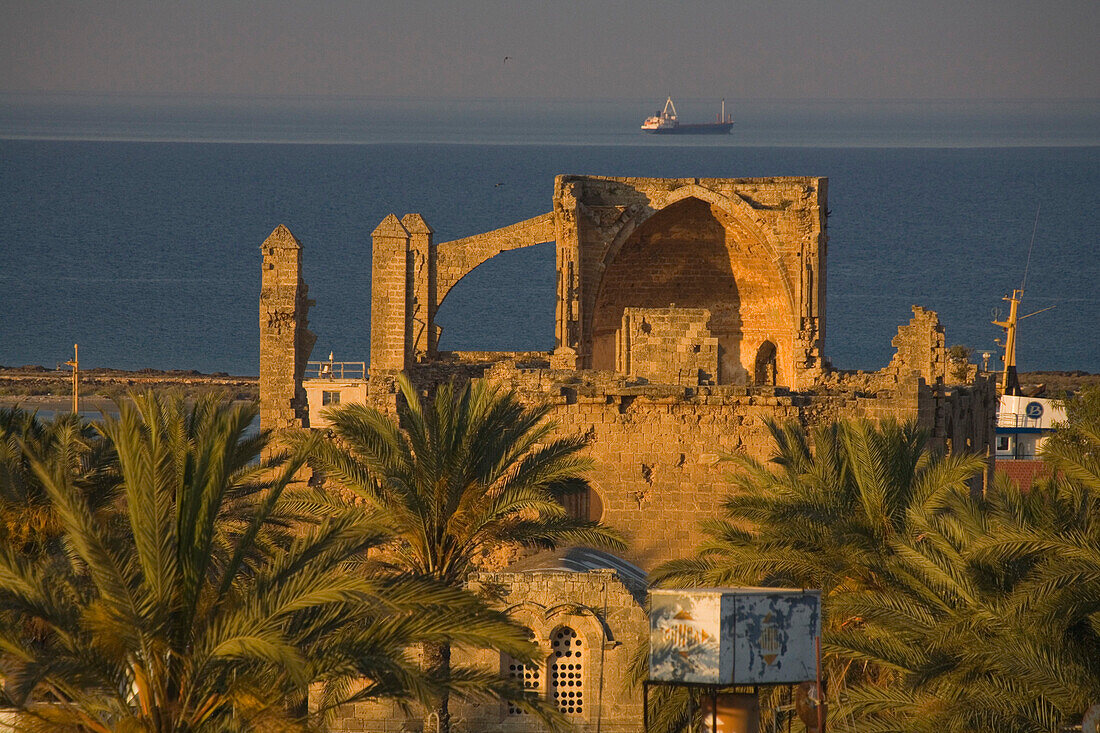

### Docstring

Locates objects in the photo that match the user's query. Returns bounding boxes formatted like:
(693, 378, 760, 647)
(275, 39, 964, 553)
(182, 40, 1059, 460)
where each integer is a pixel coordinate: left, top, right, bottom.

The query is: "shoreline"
(2, 365, 1095, 414)
(0, 365, 258, 408)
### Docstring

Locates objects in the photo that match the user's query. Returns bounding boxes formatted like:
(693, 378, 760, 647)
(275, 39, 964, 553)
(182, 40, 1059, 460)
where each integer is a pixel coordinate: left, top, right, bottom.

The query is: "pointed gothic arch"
(587, 192, 798, 384)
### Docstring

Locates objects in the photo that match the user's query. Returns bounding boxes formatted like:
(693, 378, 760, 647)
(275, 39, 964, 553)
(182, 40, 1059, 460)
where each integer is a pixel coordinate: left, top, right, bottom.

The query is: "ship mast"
(992, 291, 1055, 395)
(64, 343, 79, 414)
(992, 291, 1023, 396)
(991, 206, 1052, 396)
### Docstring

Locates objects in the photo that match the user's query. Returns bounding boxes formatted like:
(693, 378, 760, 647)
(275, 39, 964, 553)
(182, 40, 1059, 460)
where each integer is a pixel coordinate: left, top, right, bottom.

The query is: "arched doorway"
(754, 340, 777, 386)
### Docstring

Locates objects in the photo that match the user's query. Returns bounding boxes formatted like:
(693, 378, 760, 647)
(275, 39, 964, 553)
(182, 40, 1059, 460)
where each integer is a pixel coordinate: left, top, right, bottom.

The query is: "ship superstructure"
(992, 288, 1063, 462)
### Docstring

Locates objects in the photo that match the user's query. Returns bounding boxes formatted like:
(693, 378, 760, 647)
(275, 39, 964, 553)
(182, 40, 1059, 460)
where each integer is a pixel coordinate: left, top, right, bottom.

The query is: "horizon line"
(3, 91, 1099, 106)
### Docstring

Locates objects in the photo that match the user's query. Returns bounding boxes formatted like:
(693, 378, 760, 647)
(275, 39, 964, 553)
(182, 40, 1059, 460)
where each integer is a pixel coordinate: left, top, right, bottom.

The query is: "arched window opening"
(558, 481, 604, 522)
(754, 340, 778, 386)
(504, 653, 542, 715)
(549, 626, 584, 716)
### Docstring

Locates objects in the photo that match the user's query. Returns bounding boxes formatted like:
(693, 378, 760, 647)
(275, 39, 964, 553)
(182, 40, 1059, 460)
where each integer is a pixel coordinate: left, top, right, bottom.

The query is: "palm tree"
(653, 418, 985, 594)
(828, 469, 1100, 732)
(0, 393, 539, 732)
(825, 398, 1100, 732)
(303, 373, 626, 732)
(0, 406, 117, 557)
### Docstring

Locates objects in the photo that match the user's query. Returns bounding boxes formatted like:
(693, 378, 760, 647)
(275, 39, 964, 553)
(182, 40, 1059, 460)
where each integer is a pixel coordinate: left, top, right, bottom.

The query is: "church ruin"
(258, 175, 996, 732)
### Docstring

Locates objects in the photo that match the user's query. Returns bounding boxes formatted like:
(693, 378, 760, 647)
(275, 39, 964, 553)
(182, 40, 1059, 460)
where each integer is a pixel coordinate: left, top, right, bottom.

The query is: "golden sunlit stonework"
(259, 175, 996, 732)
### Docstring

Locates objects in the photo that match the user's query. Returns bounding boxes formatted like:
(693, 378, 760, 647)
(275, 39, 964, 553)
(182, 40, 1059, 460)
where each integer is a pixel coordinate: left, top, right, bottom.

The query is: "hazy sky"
(2, 0, 1097, 101)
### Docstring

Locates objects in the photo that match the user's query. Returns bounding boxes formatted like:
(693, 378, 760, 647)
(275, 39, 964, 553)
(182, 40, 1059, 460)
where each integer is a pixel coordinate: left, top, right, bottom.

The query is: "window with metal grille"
(549, 626, 584, 716)
(505, 657, 542, 715)
(322, 390, 341, 406)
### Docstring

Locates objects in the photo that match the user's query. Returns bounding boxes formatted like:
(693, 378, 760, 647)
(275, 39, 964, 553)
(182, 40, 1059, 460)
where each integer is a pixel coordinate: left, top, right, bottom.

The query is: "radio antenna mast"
(1020, 203, 1040, 292)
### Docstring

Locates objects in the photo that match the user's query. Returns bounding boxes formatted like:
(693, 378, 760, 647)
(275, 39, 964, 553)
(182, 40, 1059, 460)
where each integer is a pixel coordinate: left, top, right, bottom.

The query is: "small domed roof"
(505, 546, 647, 592)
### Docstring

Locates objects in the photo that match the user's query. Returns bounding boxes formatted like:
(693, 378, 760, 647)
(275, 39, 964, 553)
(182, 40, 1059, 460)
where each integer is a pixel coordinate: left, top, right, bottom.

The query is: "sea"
(1, 95, 1098, 375)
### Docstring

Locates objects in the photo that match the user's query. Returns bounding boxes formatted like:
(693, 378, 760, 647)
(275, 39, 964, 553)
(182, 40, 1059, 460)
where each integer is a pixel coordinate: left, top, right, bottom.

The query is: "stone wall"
(481, 361, 995, 569)
(617, 307, 718, 386)
(883, 305, 949, 385)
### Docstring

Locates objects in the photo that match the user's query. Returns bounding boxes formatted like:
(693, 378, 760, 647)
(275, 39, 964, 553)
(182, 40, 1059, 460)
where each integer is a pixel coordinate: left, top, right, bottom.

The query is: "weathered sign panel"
(649, 588, 821, 685)
(649, 588, 735, 683)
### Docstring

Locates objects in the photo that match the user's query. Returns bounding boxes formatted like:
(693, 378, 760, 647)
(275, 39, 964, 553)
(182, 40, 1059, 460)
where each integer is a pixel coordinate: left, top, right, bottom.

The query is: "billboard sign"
(649, 588, 821, 685)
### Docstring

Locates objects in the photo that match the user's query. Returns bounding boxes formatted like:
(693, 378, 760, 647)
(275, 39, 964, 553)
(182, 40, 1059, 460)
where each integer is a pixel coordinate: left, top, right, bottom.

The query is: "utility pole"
(65, 344, 79, 414)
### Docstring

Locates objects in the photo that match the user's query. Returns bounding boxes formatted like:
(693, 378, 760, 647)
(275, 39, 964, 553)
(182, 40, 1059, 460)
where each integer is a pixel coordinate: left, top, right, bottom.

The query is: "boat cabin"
(994, 393, 1066, 460)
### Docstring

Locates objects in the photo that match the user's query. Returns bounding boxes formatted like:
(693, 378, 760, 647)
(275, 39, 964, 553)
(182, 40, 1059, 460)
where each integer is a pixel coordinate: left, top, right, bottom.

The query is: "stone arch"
(595, 185, 797, 323)
(754, 340, 778, 386)
(589, 193, 798, 384)
(434, 242, 556, 350)
(435, 242, 552, 313)
(434, 212, 556, 312)
(502, 600, 550, 625)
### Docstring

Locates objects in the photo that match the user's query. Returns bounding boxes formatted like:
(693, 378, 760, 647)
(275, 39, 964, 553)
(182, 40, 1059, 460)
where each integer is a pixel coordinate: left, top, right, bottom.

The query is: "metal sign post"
(64, 343, 79, 414)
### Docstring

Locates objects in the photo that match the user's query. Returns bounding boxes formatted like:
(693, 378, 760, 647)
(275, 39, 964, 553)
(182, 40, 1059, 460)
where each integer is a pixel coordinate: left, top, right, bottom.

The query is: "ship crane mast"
(992, 291, 1054, 396)
(991, 205, 1053, 396)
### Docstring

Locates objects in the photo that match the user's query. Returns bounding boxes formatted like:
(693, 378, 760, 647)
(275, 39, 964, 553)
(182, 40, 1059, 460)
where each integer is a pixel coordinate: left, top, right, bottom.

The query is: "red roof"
(996, 459, 1051, 490)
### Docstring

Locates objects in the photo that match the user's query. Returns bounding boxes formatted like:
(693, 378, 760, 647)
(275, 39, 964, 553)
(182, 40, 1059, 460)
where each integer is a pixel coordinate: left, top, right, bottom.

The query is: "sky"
(1, 0, 1098, 102)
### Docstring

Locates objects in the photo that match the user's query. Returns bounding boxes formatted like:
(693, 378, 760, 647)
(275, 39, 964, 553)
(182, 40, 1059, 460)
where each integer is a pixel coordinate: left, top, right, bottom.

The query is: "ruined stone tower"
(369, 215, 412, 374)
(258, 224, 315, 431)
(259, 175, 993, 570)
(403, 213, 436, 361)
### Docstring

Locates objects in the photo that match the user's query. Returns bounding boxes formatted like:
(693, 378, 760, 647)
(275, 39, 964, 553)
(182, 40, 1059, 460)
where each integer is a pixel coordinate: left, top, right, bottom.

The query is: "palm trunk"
(422, 641, 451, 733)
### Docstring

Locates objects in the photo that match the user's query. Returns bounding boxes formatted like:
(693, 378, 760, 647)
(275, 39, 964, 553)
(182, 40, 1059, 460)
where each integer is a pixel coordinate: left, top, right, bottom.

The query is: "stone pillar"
(553, 176, 582, 358)
(402, 213, 436, 361)
(370, 214, 412, 373)
(259, 225, 316, 431)
(815, 178, 828, 357)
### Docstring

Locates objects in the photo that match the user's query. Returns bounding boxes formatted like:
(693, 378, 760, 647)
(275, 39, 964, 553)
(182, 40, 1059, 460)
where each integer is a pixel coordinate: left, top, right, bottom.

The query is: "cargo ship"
(641, 97, 733, 134)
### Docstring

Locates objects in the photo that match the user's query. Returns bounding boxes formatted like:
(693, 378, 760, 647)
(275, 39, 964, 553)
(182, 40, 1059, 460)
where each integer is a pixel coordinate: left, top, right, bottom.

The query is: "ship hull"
(645, 123, 733, 135)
